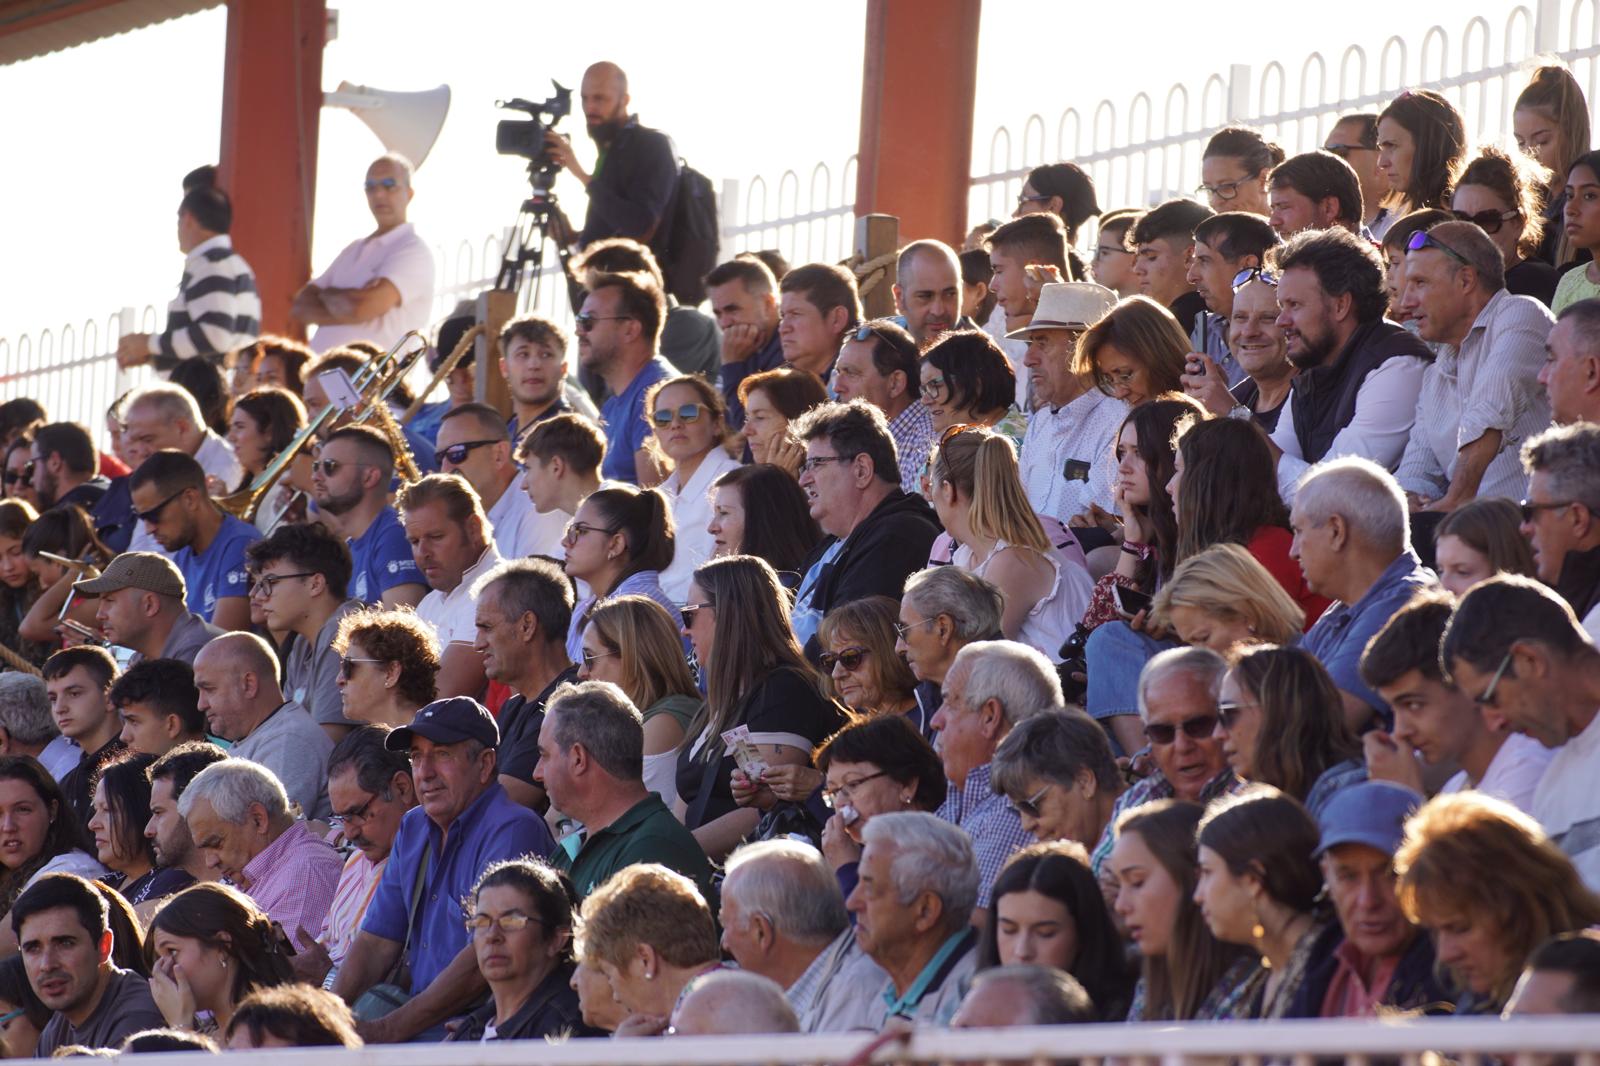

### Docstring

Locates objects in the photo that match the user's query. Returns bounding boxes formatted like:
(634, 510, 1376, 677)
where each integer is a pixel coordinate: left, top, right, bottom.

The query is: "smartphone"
(1113, 585, 1154, 619)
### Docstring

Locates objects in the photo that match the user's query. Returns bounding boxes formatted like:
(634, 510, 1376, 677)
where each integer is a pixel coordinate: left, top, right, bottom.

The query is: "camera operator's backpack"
(663, 160, 719, 307)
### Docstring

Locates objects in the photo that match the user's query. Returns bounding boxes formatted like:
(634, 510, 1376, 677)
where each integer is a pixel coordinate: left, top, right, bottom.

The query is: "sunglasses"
(134, 487, 190, 524)
(339, 656, 385, 679)
(364, 177, 401, 192)
(1323, 142, 1376, 159)
(1216, 700, 1254, 731)
(652, 403, 706, 427)
(312, 457, 365, 478)
(1473, 650, 1515, 708)
(1450, 208, 1520, 235)
(1520, 497, 1576, 522)
(1406, 229, 1473, 268)
(680, 601, 714, 627)
(2, 462, 32, 486)
(438, 439, 500, 465)
(1144, 713, 1219, 746)
(581, 648, 618, 669)
(1010, 782, 1053, 820)
(574, 311, 634, 332)
(466, 911, 547, 935)
(1231, 266, 1280, 291)
(819, 647, 869, 672)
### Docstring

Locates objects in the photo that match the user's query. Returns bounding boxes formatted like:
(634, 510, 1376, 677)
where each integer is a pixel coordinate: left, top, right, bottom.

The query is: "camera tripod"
(494, 162, 583, 313)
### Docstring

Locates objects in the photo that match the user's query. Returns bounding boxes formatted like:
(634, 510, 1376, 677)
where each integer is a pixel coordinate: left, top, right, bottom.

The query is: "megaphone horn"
(324, 81, 451, 169)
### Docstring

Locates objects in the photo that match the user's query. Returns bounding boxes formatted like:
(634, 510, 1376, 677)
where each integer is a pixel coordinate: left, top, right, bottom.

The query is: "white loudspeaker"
(324, 81, 452, 169)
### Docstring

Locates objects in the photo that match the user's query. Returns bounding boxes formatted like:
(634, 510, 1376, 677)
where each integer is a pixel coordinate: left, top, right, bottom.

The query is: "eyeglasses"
(562, 520, 619, 545)
(466, 911, 548, 936)
(798, 454, 851, 476)
(0, 1007, 23, 1031)
(822, 770, 888, 809)
(134, 487, 190, 524)
(574, 312, 634, 332)
(312, 458, 365, 478)
(1406, 229, 1474, 269)
(1144, 713, 1219, 745)
(1520, 497, 1576, 522)
(331, 792, 378, 830)
(893, 616, 937, 639)
(652, 403, 706, 427)
(1216, 699, 1255, 731)
(438, 439, 500, 465)
(1451, 208, 1520, 235)
(1196, 172, 1261, 201)
(1323, 142, 1376, 159)
(1097, 367, 1139, 388)
(1016, 193, 1052, 207)
(1094, 243, 1133, 260)
(3, 462, 32, 487)
(1231, 267, 1280, 291)
(581, 648, 618, 669)
(819, 647, 869, 672)
(1473, 650, 1515, 708)
(922, 375, 951, 402)
(339, 656, 386, 679)
(1010, 783, 1053, 820)
(251, 571, 315, 597)
(364, 177, 400, 192)
(680, 601, 715, 627)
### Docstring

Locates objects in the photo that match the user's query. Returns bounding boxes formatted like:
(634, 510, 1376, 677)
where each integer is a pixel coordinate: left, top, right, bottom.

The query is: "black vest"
(1291, 319, 1432, 463)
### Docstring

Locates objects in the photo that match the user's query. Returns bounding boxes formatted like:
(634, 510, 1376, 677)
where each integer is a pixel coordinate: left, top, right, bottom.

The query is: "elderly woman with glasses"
(817, 596, 922, 725)
(1073, 297, 1189, 409)
(992, 710, 1125, 849)
(330, 607, 440, 729)
(647, 376, 742, 603)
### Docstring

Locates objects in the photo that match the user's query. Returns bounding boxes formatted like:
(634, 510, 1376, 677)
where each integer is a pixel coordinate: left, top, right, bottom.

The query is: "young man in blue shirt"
(312, 425, 426, 609)
(577, 271, 672, 486)
(127, 450, 257, 631)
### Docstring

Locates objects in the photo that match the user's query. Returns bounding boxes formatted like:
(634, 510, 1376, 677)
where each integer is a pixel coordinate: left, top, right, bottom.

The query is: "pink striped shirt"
(239, 821, 343, 951)
(321, 851, 387, 965)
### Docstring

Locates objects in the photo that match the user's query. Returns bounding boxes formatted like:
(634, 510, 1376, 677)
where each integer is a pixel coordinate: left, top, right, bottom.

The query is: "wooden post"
(855, 214, 901, 320)
(475, 290, 518, 417)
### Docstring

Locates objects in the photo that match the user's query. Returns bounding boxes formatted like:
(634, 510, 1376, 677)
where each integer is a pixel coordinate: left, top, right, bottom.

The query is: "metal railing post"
(1227, 63, 1253, 122)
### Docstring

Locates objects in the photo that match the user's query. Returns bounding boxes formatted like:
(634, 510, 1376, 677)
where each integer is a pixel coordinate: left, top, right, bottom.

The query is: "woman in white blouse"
(648, 376, 743, 603)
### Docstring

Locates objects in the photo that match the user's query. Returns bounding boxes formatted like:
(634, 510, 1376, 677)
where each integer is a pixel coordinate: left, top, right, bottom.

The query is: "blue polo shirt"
(361, 781, 554, 994)
(176, 514, 257, 622)
(348, 506, 421, 604)
(600, 355, 676, 484)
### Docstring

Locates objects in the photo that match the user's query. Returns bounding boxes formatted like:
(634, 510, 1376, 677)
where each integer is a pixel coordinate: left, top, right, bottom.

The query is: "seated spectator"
(1453, 146, 1558, 306)
(309, 424, 425, 609)
(246, 522, 360, 740)
(737, 368, 829, 475)
(1540, 300, 1600, 425)
(1293, 457, 1437, 732)
(1128, 199, 1216, 335)
(850, 811, 980, 1027)
(108, 660, 205, 758)
(1505, 931, 1600, 1016)
(28, 423, 107, 514)
(1151, 543, 1307, 658)
(1287, 781, 1449, 1018)
(1321, 113, 1392, 236)
(332, 697, 554, 1042)
(792, 401, 941, 653)
(577, 270, 675, 485)
(980, 841, 1136, 1020)
(17, 874, 165, 1055)
(331, 606, 439, 730)
(920, 330, 1023, 462)
(897, 566, 1005, 713)
(0, 673, 76, 780)
(932, 640, 1062, 907)
(1, 445, 39, 513)
(951, 963, 1097, 1027)
(448, 859, 596, 1042)
(1361, 591, 1552, 812)
(237, 335, 314, 396)
(720, 839, 887, 1033)
(1433, 496, 1538, 597)
(709, 257, 785, 430)
(518, 413, 604, 536)
(668, 970, 800, 1035)
(116, 385, 243, 520)
(892, 239, 967, 349)
(145, 882, 295, 1036)
(680, 555, 846, 857)
(777, 263, 859, 383)
(78, 553, 223, 666)
(1378, 89, 1468, 216)
(992, 710, 1123, 848)
(1381, 209, 1456, 320)
(830, 321, 932, 496)
(178, 759, 340, 950)
(1194, 786, 1332, 1018)
(707, 464, 822, 584)
(931, 428, 1093, 657)
(1198, 127, 1280, 216)
(90, 753, 192, 909)
(0, 757, 103, 930)
(192, 632, 332, 821)
(648, 376, 741, 601)
(435, 402, 565, 563)
(17, 504, 115, 648)
(0, 954, 49, 1059)
(576, 863, 721, 1038)
(1442, 575, 1600, 888)
(42, 647, 124, 835)
(813, 715, 947, 898)
(224, 984, 360, 1049)
(537, 681, 712, 900)
(1519, 423, 1600, 639)
(577, 596, 701, 806)
(570, 238, 719, 384)
(1266, 229, 1431, 499)
(1186, 270, 1295, 432)
(1185, 213, 1279, 384)
(817, 596, 920, 722)
(1267, 150, 1365, 238)
(1095, 214, 1144, 300)
(127, 450, 257, 631)
(0, 501, 48, 668)
(1215, 646, 1365, 815)
(225, 387, 307, 529)
(144, 744, 227, 913)
(983, 213, 1071, 408)
(561, 484, 677, 663)
(1089, 648, 1239, 876)
(1396, 791, 1600, 1013)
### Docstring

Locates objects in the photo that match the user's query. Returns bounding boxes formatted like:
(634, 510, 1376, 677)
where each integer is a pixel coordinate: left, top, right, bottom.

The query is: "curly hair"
(331, 607, 440, 709)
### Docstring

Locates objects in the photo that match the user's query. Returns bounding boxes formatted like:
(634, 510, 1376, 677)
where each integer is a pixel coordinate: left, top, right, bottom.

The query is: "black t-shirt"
(497, 666, 580, 784)
(1506, 257, 1560, 308)
(1169, 290, 1208, 338)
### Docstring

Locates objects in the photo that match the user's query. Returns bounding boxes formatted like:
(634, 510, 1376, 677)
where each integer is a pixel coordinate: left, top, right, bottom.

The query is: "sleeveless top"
(957, 536, 1094, 662)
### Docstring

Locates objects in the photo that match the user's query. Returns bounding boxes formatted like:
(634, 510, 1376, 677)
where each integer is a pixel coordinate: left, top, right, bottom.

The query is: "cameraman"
(545, 62, 678, 259)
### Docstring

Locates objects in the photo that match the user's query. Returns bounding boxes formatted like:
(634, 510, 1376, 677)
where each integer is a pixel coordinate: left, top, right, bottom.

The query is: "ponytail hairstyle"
(1202, 126, 1287, 178)
(144, 883, 295, 1008)
(1453, 145, 1550, 260)
(931, 427, 1050, 554)
(582, 484, 676, 585)
(1516, 64, 1591, 187)
(1377, 89, 1467, 211)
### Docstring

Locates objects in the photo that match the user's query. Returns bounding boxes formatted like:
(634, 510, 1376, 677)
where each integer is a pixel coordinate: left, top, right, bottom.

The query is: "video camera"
(495, 81, 572, 192)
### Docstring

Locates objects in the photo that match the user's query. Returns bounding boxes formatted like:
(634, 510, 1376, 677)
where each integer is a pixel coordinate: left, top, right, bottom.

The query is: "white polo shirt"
(417, 543, 505, 647)
(485, 480, 567, 562)
(310, 222, 435, 353)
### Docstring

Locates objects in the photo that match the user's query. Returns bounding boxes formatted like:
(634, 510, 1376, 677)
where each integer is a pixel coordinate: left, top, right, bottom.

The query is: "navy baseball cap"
(386, 696, 500, 752)
(1313, 780, 1423, 859)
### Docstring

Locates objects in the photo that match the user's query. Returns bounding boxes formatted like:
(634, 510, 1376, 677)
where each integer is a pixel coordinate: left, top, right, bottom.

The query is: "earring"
(1251, 903, 1271, 970)
(901, 794, 912, 806)
(221, 958, 228, 969)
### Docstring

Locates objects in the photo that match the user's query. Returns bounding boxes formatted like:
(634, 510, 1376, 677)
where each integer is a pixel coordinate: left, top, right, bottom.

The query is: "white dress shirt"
(485, 480, 567, 561)
(658, 446, 743, 602)
(310, 222, 436, 354)
(1271, 355, 1429, 503)
(1018, 387, 1127, 524)
(417, 543, 505, 646)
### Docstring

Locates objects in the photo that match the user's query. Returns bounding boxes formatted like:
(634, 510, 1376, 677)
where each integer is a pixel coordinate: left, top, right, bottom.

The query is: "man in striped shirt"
(116, 181, 261, 368)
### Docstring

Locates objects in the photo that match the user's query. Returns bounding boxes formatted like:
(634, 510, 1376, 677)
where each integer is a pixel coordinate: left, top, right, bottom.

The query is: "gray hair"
(724, 839, 848, 946)
(860, 812, 978, 931)
(897, 239, 961, 291)
(472, 557, 574, 648)
(1137, 646, 1227, 721)
(1418, 220, 1505, 293)
(1293, 455, 1410, 556)
(965, 965, 1096, 1025)
(546, 681, 644, 782)
(676, 970, 799, 1035)
(0, 675, 56, 747)
(124, 384, 203, 431)
(1556, 298, 1600, 362)
(951, 639, 1063, 726)
(1522, 422, 1600, 514)
(991, 710, 1122, 800)
(903, 566, 1004, 642)
(177, 759, 290, 823)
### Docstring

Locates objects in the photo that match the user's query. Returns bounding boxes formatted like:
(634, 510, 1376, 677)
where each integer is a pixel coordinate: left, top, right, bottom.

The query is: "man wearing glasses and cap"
(75, 552, 223, 666)
(333, 695, 554, 1042)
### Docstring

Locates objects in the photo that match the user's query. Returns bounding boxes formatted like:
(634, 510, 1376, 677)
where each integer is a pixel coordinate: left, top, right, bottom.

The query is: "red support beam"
(218, 0, 324, 338)
(855, 0, 981, 246)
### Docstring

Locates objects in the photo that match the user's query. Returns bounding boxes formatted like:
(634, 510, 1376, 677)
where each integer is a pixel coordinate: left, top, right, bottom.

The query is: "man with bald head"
(669, 971, 800, 1036)
(547, 62, 680, 262)
(894, 240, 973, 349)
(291, 153, 436, 353)
(192, 632, 333, 821)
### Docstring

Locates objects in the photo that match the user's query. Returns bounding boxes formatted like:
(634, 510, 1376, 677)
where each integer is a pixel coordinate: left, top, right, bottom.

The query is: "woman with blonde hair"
(928, 427, 1092, 658)
(1074, 296, 1190, 407)
(1515, 64, 1592, 265)
(647, 375, 741, 602)
(1151, 543, 1305, 658)
(816, 596, 921, 723)
(579, 595, 703, 806)
(1397, 791, 1600, 1013)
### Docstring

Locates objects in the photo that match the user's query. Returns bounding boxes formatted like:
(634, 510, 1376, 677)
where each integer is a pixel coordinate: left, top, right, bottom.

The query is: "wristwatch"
(1227, 403, 1253, 421)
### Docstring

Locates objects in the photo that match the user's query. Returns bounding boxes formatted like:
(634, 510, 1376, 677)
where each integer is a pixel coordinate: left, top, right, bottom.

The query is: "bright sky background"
(0, 0, 1551, 364)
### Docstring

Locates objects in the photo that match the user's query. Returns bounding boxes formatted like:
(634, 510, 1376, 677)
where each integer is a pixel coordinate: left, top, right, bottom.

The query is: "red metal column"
(218, 0, 325, 338)
(854, 0, 981, 246)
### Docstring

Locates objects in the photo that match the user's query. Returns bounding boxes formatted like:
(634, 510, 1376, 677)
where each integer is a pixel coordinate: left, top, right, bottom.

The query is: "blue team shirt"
(600, 355, 676, 484)
(361, 782, 554, 994)
(177, 514, 257, 622)
(348, 506, 422, 603)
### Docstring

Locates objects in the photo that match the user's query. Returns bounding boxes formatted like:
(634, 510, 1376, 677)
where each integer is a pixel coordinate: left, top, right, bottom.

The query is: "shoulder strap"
(387, 838, 432, 985)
